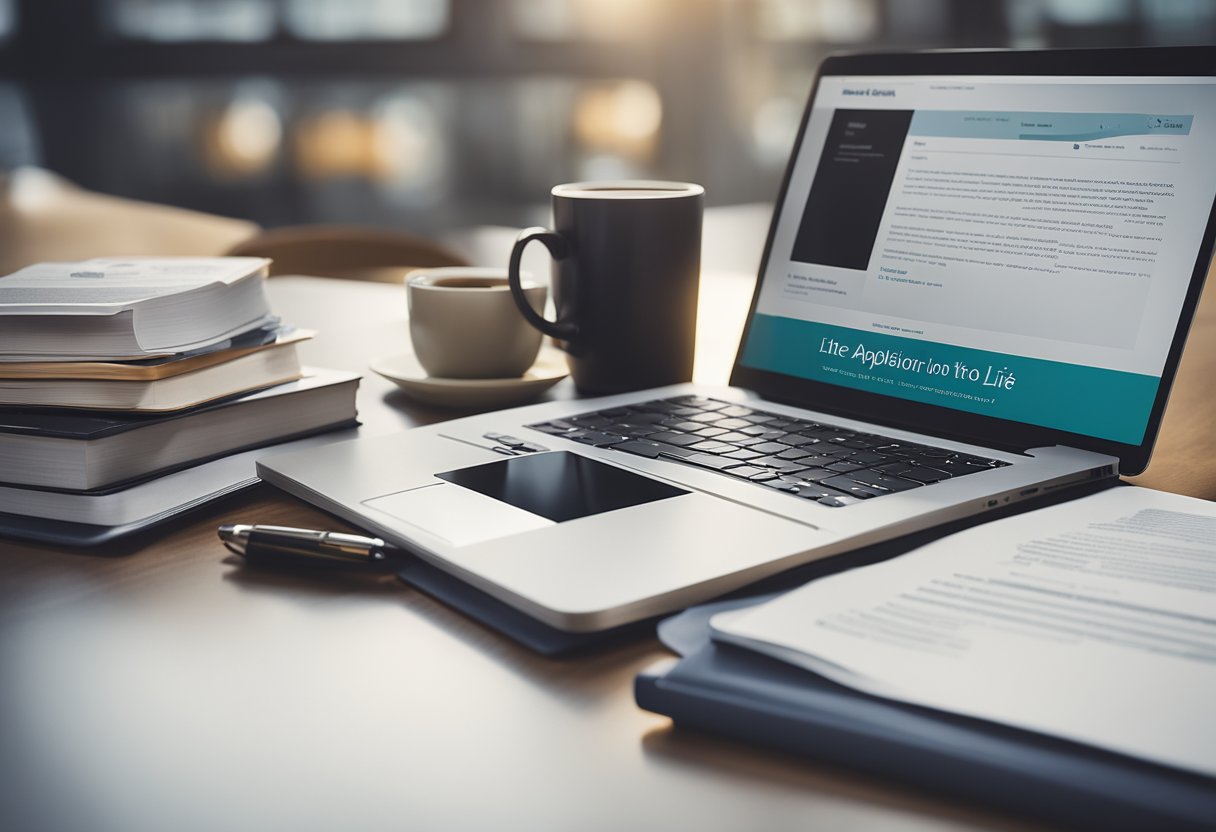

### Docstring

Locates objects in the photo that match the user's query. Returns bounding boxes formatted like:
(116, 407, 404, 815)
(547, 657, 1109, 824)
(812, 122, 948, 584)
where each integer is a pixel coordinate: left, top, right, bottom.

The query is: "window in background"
(293, 87, 449, 190)
(0, 85, 39, 168)
(756, 0, 879, 43)
(1006, 0, 1144, 46)
(13, 0, 1212, 235)
(750, 90, 804, 169)
(746, 0, 885, 176)
(283, 0, 449, 41)
(370, 90, 451, 206)
(1005, 0, 1049, 46)
(0, 0, 14, 43)
(1142, 0, 1216, 44)
(113, 82, 239, 185)
(294, 106, 387, 180)
(571, 80, 662, 179)
(884, 0, 951, 42)
(202, 84, 284, 180)
(106, 0, 275, 42)
(511, 0, 657, 41)
(1009, 0, 1163, 47)
(497, 79, 582, 207)
(288, 82, 456, 224)
(1043, 0, 1133, 26)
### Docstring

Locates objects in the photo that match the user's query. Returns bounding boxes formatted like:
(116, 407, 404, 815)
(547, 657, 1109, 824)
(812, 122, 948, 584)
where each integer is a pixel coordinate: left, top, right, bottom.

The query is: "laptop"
(260, 46, 1216, 633)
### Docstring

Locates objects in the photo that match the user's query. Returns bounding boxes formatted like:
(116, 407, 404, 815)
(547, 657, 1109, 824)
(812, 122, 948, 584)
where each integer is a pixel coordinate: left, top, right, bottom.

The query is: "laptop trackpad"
(364, 452, 688, 547)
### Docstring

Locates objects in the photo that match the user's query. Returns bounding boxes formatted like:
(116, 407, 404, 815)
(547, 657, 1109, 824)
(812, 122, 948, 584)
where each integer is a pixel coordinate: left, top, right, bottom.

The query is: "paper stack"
(709, 487, 1216, 779)
(0, 258, 359, 545)
(636, 487, 1216, 829)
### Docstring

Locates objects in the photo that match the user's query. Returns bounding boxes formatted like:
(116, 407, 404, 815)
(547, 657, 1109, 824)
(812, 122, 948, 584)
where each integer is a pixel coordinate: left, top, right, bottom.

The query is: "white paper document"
(712, 487, 1216, 778)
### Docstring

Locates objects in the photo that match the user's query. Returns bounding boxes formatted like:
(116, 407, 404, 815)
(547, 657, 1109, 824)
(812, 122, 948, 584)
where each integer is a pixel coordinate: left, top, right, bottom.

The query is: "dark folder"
(636, 592, 1216, 831)
(394, 483, 1117, 657)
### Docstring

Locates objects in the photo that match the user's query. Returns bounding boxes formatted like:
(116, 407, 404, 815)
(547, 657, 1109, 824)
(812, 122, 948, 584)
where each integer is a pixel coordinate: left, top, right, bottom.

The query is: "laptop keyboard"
(527, 395, 1008, 508)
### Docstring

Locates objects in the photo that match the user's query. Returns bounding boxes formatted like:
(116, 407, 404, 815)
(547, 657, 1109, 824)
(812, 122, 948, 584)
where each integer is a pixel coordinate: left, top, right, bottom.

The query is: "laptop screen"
(738, 72, 1216, 448)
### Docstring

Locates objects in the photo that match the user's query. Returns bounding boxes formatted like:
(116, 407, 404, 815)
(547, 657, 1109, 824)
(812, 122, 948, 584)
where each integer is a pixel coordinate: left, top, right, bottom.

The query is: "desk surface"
(2, 255, 1213, 832)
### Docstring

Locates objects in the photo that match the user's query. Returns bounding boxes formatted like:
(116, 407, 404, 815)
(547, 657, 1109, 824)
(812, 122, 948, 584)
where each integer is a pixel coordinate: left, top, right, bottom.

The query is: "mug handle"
(508, 226, 580, 341)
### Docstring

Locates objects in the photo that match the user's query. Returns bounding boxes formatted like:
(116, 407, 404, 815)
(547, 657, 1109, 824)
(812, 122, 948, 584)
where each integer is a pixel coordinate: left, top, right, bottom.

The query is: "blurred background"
(1, 0, 1214, 233)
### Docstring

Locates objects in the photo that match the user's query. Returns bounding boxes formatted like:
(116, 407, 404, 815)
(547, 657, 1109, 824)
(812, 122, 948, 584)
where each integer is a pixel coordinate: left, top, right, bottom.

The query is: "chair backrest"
(226, 225, 469, 283)
(0, 167, 260, 274)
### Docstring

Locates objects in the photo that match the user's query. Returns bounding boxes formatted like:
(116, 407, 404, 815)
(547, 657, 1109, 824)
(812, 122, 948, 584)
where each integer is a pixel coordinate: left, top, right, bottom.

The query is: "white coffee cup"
(406, 267, 547, 379)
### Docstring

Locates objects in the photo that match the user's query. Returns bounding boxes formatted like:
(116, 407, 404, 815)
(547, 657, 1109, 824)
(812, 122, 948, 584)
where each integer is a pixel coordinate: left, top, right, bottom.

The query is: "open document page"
(0, 257, 270, 314)
(711, 487, 1216, 778)
(0, 257, 274, 358)
(740, 75, 1216, 446)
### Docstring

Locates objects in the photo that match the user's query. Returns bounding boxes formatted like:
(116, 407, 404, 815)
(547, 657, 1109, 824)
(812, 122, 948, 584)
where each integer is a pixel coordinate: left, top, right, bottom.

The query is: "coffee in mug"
(507, 181, 703, 393)
(407, 267, 547, 379)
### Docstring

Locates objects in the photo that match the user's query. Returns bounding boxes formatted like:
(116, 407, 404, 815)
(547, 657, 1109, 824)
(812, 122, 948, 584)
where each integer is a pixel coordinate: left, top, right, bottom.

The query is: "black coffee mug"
(507, 181, 704, 394)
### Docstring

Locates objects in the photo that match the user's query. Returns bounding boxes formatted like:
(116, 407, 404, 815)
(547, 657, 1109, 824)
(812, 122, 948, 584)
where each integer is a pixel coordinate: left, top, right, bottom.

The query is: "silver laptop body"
(260, 47, 1216, 633)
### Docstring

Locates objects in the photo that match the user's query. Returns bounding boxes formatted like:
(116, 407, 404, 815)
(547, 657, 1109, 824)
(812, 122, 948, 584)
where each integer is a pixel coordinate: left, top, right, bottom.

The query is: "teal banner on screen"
(908, 110, 1193, 143)
(740, 315, 1158, 445)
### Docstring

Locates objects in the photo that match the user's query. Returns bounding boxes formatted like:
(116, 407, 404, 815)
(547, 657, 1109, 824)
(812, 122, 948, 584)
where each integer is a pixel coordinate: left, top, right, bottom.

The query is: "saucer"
(370, 345, 569, 409)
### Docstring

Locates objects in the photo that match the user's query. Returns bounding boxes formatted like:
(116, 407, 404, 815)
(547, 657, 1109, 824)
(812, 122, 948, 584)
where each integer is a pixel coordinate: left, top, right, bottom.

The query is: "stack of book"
(0, 257, 360, 545)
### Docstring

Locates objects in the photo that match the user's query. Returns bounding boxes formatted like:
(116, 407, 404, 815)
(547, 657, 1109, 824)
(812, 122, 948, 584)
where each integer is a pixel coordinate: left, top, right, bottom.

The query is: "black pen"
(218, 523, 404, 571)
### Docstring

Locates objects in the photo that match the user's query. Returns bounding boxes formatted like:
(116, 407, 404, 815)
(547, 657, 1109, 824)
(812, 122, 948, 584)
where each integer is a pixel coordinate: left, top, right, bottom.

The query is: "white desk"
(2, 208, 1212, 831)
(0, 272, 1044, 832)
